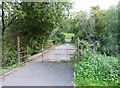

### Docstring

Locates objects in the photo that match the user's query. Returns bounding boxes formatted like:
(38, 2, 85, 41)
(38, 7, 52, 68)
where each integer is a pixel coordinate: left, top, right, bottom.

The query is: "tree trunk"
(2, 2, 5, 35)
(1, 2, 16, 35)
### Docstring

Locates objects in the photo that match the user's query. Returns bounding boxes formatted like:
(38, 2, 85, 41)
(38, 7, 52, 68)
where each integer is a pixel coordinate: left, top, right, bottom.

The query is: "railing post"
(77, 37, 80, 62)
(26, 46, 29, 62)
(17, 37, 20, 65)
(0, 23, 2, 72)
(42, 45, 43, 62)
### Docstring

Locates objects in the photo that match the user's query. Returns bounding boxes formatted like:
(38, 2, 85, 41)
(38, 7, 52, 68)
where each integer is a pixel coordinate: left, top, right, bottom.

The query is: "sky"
(70, 0, 120, 12)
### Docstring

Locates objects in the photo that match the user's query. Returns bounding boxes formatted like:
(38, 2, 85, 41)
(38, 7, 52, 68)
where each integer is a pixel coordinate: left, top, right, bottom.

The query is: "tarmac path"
(1, 43, 76, 86)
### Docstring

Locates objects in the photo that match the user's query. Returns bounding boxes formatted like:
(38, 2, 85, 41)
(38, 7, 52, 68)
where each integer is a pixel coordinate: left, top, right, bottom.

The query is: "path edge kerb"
(0, 44, 60, 79)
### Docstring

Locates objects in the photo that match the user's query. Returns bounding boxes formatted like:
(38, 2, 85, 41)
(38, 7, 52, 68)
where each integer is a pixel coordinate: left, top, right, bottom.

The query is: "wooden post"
(17, 37, 20, 65)
(26, 46, 29, 62)
(77, 37, 80, 62)
(0, 27, 2, 71)
(42, 45, 43, 62)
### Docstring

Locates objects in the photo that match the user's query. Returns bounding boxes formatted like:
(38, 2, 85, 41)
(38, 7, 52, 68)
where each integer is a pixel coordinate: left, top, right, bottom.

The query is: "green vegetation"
(74, 40, 119, 86)
(72, 5, 119, 86)
(1, 2, 72, 67)
(62, 33, 74, 39)
(1, 2, 72, 75)
(67, 5, 118, 56)
(1, 1, 119, 86)
(51, 30, 66, 44)
(0, 64, 18, 76)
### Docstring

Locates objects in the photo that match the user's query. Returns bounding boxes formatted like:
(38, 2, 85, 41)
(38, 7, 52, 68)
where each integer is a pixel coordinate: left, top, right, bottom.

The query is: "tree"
(68, 11, 92, 41)
(2, 2, 72, 67)
(1, 2, 23, 35)
(90, 5, 105, 40)
(100, 5, 118, 55)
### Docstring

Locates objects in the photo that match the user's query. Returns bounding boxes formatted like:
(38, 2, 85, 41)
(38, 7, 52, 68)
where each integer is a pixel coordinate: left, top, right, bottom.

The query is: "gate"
(17, 36, 80, 63)
(17, 37, 29, 65)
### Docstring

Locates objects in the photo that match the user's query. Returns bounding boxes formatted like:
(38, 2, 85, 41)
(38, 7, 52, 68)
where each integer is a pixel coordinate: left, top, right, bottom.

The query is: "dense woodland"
(1, 1, 119, 86)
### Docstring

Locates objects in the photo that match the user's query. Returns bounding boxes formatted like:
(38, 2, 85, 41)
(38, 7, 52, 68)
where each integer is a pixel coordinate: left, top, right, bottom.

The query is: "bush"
(52, 33, 65, 44)
(2, 39, 17, 68)
(74, 40, 119, 86)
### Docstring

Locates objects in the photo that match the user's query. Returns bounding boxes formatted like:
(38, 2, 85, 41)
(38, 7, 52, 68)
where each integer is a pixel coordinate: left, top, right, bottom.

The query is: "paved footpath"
(1, 43, 76, 86)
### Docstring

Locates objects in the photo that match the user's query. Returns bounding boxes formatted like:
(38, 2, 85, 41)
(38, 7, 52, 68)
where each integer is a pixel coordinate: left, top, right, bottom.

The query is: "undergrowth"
(74, 40, 119, 86)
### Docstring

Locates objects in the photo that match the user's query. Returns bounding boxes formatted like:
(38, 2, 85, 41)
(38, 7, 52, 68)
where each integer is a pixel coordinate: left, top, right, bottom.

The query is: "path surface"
(1, 43, 76, 86)
(42, 43, 76, 62)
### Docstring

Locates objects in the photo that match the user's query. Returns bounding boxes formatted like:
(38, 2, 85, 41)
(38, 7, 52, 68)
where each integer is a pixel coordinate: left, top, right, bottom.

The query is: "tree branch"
(1, 2, 17, 35)
(1, 2, 5, 35)
(1, 10, 16, 35)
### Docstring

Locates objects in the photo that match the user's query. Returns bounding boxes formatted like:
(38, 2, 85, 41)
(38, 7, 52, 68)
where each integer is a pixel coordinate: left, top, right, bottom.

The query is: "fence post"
(77, 37, 80, 62)
(42, 45, 43, 62)
(17, 37, 20, 65)
(26, 46, 29, 62)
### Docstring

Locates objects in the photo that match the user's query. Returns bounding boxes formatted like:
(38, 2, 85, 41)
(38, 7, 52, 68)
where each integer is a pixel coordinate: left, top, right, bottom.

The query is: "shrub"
(74, 40, 119, 86)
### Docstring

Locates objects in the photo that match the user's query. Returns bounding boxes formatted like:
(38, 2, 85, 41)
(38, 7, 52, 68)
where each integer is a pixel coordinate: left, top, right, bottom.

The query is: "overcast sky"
(70, 0, 120, 12)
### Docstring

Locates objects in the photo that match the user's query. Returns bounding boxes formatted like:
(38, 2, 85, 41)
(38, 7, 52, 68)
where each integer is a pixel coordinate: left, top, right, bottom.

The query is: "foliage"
(99, 5, 119, 55)
(74, 40, 119, 86)
(62, 32, 74, 39)
(2, 34, 17, 68)
(69, 11, 90, 40)
(1, 1, 119, 84)
(2, 2, 72, 68)
(51, 29, 65, 44)
(0, 64, 18, 76)
(68, 5, 118, 56)
(90, 5, 105, 40)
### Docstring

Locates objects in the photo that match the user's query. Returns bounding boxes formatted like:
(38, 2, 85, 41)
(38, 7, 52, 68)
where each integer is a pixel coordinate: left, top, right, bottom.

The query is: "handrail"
(20, 55, 28, 59)
(20, 50, 27, 54)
